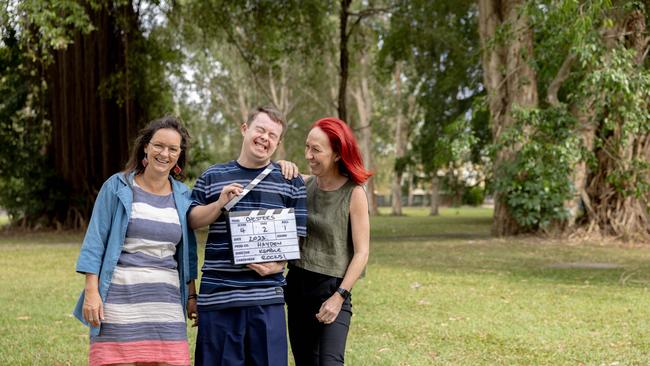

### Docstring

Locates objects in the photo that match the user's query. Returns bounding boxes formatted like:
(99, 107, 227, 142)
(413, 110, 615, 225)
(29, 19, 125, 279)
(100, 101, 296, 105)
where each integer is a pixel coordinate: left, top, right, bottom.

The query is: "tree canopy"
(1, 0, 648, 240)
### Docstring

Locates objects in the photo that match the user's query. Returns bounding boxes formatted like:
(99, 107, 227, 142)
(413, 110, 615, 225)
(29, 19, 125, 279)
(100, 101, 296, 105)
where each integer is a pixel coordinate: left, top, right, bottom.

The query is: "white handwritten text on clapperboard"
(228, 208, 300, 265)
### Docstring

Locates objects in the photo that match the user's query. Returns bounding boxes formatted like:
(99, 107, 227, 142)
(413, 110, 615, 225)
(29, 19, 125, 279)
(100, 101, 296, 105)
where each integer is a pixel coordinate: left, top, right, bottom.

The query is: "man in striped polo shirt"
(189, 106, 307, 366)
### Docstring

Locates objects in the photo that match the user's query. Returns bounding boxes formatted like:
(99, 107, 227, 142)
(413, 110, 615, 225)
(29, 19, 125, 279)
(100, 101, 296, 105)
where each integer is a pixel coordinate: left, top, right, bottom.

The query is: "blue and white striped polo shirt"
(190, 160, 307, 311)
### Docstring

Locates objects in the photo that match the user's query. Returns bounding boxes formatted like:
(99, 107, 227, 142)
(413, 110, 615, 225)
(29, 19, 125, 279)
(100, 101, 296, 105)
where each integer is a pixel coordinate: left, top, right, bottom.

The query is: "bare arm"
(82, 273, 104, 327)
(316, 186, 370, 324)
(339, 186, 370, 291)
(187, 279, 198, 327)
(188, 183, 243, 229)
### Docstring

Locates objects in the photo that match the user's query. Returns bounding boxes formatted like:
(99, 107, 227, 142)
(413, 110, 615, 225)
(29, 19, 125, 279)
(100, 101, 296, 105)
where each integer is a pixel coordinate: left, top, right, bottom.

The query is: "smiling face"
(305, 127, 339, 177)
(143, 128, 182, 176)
(238, 112, 283, 168)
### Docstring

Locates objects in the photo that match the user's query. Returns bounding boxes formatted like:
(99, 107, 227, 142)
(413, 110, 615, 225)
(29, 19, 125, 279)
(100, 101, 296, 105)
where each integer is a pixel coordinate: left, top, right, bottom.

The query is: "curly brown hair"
(124, 116, 191, 180)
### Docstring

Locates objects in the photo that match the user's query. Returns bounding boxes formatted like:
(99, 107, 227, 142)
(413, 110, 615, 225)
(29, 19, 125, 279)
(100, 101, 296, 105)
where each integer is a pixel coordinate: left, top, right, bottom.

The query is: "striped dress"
(89, 183, 190, 366)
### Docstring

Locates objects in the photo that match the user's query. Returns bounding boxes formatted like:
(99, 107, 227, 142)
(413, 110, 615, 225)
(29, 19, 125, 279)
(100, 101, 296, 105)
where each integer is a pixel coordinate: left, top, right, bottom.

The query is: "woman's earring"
(173, 165, 182, 176)
(142, 157, 149, 167)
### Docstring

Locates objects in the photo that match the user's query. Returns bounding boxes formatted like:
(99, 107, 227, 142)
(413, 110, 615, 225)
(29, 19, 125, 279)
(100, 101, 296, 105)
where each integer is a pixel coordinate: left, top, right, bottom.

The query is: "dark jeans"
(285, 266, 352, 366)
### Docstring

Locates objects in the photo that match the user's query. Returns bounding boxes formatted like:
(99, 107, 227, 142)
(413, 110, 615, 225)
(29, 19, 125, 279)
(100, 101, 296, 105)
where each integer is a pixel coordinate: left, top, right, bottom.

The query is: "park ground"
(1, 207, 650, 365)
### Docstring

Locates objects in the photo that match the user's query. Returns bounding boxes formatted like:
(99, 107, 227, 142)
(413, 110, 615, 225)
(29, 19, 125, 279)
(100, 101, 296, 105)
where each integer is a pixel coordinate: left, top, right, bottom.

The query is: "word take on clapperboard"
(223, 166, 301, 265)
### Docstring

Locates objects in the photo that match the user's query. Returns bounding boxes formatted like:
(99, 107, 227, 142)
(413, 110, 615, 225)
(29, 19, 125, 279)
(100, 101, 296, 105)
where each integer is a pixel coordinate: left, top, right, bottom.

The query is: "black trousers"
(285, 266, 353, 366)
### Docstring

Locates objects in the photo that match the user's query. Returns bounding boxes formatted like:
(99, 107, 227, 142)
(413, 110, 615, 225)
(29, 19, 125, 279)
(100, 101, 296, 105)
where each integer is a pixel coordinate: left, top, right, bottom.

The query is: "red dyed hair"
(312, 117, 372, 184)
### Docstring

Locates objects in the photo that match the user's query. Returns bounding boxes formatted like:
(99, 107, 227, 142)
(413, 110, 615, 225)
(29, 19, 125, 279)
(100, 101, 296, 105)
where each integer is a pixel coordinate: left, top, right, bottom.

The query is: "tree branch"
(346, 6, 395, 39)
(301, 86, 337, 112)
(217, 16, 274, 104)
(346, 15, 364, 39)
(348, 7, 395, 18)
(546, 53, 575, 107)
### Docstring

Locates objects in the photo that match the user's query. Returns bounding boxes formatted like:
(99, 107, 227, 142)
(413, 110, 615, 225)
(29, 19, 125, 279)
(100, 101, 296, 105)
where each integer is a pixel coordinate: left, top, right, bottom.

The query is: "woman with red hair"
(285, 117, 371, 365)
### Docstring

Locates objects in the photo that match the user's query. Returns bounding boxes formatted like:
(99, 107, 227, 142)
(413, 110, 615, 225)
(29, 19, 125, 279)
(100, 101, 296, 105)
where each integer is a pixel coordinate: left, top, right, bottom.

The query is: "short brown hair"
(246, 106, 286, 139)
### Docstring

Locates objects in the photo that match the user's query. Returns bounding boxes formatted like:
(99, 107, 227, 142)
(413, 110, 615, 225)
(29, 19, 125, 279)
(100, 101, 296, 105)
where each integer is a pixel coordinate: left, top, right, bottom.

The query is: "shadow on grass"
(368, 208, 650, 288)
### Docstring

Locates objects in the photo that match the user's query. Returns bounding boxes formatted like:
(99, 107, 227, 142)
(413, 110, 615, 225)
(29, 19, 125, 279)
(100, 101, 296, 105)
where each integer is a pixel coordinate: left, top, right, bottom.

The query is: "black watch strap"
(336, 287, 351, 300)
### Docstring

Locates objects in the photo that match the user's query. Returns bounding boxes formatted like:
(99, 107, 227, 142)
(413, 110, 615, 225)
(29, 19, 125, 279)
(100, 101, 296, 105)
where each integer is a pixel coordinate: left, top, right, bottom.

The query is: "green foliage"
(490, 0, 649, 236)
(393, 155, 412, 175)
(380, 0, 488, 184)
(580, 45, 650, 199)
(171, 0, 337, 172)
(0, 1, 179, 226)
(184, 0, 330, 72)
(0, 27, 56, 225)
(124, 9, 179, 120)
(462, 186, 485, 206)
(2, 0, 97, 63)
(495, 107, 581, 230)
(431, 105, 490, 206)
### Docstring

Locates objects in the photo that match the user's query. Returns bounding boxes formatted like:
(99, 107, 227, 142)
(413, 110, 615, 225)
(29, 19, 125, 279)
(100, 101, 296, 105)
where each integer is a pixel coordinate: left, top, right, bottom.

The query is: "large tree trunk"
(566, 105, 597, 227)
(337, 0, 352, 121)
(479, 0, 539, 236)
(560, 9, 650, 240)
(352, 50, 379, 215)
(407, 172, 414, 206)
(47, 2, 142, 229)
(585, 10, 650, 240)
(561, 24, 615, 228)
(430, 176, 440, 216)
(545, 52, 598, 228)
(391, 62, 406, 215)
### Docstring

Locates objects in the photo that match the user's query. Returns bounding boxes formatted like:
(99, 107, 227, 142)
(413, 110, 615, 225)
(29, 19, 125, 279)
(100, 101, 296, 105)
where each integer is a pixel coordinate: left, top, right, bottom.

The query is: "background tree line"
(0, 0, 647, 240)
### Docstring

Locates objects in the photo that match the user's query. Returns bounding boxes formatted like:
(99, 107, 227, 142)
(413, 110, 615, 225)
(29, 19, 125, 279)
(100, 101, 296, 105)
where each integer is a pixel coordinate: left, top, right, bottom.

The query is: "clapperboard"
(223, 166, 301, 265)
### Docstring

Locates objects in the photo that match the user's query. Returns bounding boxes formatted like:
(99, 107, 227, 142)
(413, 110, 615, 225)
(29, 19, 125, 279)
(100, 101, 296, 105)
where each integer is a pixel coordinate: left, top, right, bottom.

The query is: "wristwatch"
(336, 287, 351, 300)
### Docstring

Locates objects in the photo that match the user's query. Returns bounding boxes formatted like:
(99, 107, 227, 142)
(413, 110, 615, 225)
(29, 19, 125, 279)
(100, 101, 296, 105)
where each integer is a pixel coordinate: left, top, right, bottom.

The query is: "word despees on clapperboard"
(228, 208, 300, 265)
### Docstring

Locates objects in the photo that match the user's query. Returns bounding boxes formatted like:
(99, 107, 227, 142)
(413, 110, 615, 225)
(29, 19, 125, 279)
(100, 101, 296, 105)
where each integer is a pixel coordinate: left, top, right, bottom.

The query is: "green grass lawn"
(1, 207, 650, 365)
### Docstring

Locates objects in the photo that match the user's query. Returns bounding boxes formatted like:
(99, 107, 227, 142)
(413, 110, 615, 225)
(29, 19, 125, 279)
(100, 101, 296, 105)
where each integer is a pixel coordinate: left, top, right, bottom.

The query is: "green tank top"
(293, 176, 358, 278)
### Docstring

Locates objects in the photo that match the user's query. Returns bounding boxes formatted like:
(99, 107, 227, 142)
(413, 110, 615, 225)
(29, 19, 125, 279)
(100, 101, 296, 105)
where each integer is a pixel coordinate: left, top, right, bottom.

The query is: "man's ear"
(240, 122, 248, 135)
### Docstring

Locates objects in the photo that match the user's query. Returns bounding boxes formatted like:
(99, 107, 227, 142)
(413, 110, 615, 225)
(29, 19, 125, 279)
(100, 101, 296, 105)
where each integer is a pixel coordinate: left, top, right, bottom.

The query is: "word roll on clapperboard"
(222, 166, 300, 265)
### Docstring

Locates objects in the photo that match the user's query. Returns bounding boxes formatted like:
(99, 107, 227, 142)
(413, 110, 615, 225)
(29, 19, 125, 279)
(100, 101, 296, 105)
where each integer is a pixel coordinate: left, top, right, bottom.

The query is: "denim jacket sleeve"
(180, 184, 198, 281)
(75, 176, 119, 275)
(188, 225, 198, 280)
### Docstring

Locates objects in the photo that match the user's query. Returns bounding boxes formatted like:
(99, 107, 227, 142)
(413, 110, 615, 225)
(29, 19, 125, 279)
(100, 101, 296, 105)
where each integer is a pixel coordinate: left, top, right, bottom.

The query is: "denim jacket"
(73, 171, 197, 336)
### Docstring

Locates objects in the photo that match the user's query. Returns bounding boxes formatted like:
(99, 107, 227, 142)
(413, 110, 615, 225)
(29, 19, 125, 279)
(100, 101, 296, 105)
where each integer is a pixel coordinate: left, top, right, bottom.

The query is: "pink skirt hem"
(89, 340, 190, 366)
